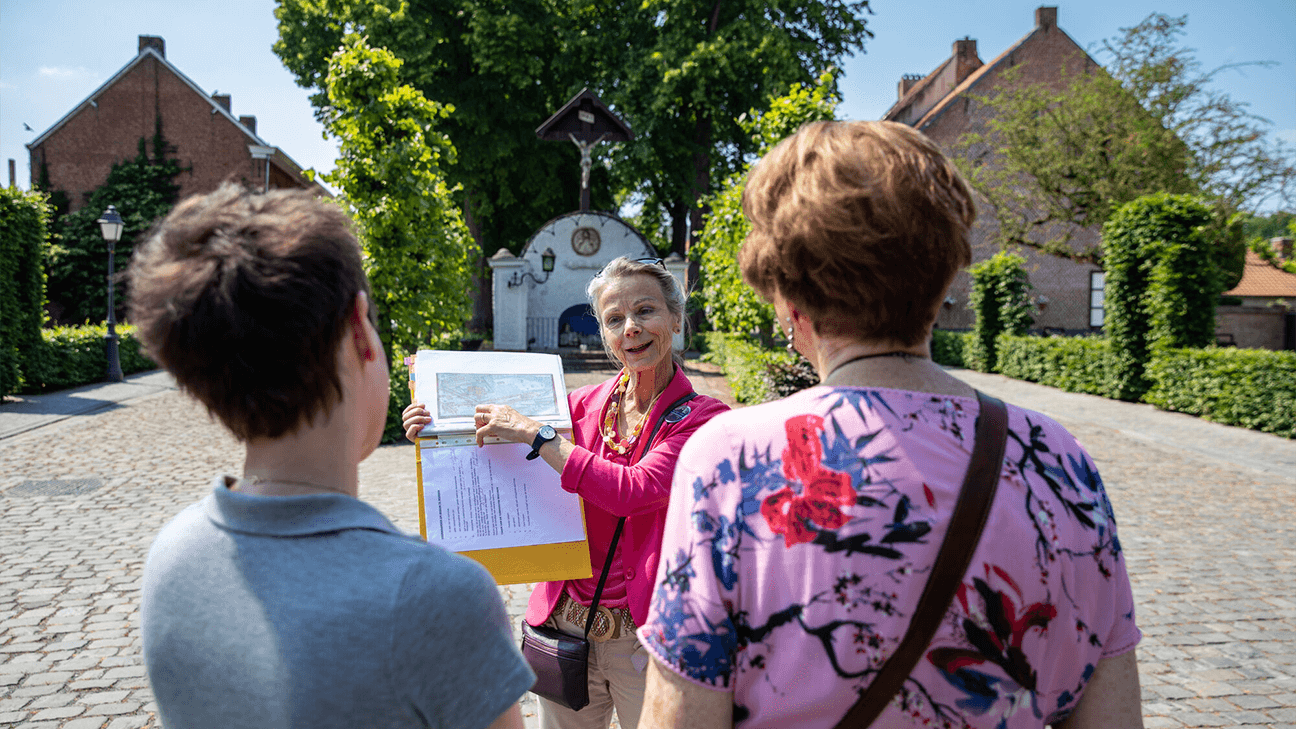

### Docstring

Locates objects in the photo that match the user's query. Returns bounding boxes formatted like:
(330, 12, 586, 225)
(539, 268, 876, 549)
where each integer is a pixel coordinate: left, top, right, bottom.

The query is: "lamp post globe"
(97, 205, 125, 382)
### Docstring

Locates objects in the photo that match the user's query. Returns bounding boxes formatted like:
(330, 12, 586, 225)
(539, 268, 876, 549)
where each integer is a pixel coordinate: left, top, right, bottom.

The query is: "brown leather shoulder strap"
(834, 390, 1009, 727)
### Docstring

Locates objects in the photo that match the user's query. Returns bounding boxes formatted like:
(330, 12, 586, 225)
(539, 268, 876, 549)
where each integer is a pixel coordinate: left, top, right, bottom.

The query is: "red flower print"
(782, 414, 825, 484)
(763, 414, 856, 546)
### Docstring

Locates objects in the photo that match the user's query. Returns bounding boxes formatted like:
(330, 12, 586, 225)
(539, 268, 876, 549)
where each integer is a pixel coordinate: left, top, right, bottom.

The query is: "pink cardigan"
(525, 365, 730, 627)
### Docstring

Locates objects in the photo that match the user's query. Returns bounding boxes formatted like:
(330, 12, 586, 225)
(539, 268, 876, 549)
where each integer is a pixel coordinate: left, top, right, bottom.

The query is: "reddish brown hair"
(739, 121, 975, 346)
(127, 183, 371, 441)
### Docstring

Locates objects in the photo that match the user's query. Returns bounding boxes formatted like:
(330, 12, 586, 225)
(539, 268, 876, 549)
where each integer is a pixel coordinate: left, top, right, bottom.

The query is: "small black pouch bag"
(520, 392, 697, 711)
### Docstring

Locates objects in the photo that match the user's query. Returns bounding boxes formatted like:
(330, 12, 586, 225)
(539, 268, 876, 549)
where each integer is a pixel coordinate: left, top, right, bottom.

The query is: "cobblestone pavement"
(1, 362, 1293, 727)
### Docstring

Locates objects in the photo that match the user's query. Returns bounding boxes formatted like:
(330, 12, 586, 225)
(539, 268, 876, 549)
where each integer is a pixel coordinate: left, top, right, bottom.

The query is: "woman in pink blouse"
(636, 122, 1143, 728)
(403, 257, 729, 729)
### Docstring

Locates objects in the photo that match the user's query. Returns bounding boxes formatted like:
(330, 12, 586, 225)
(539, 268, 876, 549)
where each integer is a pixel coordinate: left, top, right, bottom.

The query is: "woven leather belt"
(556, 593, 636, 643)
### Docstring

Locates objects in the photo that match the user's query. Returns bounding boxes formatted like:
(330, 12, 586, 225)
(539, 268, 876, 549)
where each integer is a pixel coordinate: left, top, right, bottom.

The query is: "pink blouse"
(638, 386, 1140, 728)
(525, 365, 730, 627)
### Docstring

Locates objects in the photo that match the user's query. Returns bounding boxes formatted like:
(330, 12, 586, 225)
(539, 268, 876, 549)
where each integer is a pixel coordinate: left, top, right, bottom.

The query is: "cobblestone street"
(2, 364, 1294, 727)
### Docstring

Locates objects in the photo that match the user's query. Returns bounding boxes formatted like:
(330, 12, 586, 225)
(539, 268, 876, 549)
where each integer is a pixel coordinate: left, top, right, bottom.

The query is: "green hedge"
(996, 334, 1116, 397)
(996, 333, 1294, 438)
(700, 331, 817, 405)
(21, 324, 157, 393)
(1145, 347, 1296, 438)
(0, 188, 51, 398)
(931, 330, 971, 368)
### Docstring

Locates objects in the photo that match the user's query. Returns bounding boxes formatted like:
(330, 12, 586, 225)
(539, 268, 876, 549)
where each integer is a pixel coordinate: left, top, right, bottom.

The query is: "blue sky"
(2, 0, 1293, 206)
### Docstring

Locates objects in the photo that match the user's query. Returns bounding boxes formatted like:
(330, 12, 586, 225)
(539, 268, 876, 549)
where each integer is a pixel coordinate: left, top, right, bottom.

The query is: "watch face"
(539, 425, 557, 440)
(571, 227, 601, 256)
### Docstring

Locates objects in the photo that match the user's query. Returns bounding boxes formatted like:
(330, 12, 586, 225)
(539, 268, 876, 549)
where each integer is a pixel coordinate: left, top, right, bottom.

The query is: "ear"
(349, 292, 376, 363)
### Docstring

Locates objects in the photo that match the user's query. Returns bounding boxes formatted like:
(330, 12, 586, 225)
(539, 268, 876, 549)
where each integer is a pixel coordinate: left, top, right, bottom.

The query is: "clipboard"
(407, 350, 593, 586)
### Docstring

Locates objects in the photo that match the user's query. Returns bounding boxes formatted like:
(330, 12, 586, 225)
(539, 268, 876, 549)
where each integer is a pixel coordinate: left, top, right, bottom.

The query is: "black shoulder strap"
(834, 390, 1008, 727)
(582, 390, 699, 638)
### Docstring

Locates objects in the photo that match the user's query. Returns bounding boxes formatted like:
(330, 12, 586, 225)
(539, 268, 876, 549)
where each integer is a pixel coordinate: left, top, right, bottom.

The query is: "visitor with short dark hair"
(637, 121, 1143, 729)
(132, 183, 534, 728)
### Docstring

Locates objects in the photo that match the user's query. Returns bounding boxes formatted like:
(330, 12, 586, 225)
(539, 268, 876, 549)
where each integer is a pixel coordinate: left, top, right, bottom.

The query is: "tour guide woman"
(403, 257, 729, 729)
(636, 122, 1143, 729)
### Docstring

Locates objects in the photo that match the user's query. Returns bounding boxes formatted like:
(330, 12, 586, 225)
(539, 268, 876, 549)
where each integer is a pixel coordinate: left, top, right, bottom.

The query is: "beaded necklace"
(600, 370, 663, 454)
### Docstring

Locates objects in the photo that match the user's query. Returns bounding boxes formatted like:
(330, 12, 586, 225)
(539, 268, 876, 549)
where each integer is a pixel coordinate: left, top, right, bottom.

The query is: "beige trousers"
(536, 607, 649, 729)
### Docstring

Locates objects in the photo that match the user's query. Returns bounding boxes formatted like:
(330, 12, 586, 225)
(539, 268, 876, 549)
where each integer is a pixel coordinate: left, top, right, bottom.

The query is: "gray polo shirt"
(142, 478, 534, 728)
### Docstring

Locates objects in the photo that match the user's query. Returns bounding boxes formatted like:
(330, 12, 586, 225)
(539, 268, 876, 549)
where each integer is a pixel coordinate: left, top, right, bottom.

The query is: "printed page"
(419, 440, 585, 552)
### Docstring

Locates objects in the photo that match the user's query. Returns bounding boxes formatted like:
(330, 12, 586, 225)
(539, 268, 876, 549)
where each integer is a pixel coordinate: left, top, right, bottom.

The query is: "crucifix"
(536, 89, 634, 211)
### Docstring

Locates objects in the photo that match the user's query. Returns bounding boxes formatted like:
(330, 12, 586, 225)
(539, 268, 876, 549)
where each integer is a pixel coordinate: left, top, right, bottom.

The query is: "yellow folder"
(406, 353, 592, 586)
(414, 438, 592, 585)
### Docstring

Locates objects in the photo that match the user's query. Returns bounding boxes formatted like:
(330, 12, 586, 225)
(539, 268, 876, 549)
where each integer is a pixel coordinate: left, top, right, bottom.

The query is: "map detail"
(436, 373, 559, 419)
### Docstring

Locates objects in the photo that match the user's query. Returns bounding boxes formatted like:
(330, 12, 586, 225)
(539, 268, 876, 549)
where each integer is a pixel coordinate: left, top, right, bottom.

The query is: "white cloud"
(1275, 129, 1296, 146)
(37, 66, 93, 81)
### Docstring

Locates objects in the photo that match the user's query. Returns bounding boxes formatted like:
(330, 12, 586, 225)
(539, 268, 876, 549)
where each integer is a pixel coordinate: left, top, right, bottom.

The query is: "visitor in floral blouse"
(636, 121, 1143, 729)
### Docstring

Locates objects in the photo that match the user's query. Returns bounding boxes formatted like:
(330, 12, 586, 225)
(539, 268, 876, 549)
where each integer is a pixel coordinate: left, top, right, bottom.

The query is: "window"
(1089, 271, 1105, 327)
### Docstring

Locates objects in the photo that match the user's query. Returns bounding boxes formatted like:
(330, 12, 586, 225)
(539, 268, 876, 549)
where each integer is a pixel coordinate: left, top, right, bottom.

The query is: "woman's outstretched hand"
(402, 402, 431, 443)
(473, 404, 540, 448)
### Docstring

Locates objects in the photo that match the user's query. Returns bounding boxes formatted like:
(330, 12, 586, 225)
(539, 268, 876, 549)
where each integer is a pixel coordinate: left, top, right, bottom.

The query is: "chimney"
(1035, 6, 1057, 29)
(212, 94, 231, 113)
(138, 35, 165, 57)
(897, 74, 923, 100)
(952, 37, 982, 84)
(8, 159, 15, 188)
(1274, 237, 1294, 261)
(239, 116, 257, 135)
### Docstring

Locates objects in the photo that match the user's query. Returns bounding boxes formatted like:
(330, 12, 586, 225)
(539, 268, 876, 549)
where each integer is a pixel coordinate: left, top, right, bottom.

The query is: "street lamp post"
(97, 205, 125, 382)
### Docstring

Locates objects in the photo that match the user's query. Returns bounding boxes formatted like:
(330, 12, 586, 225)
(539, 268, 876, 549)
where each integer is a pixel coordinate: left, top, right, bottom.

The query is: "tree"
(692, 73, 839, 338)
(1103, 194, 1221, 401)
(596, 0, 872, 253)
(320, 35, 477, 358)
(966, 251, 1034, 373)
(44, 124, 181, 325)
(275, 0, 615, 259)
(1240, 210, 1296, 275)
(0, 188, 51, 397)
(957, 13, 1291, 279)
(273, 0, 872, 256)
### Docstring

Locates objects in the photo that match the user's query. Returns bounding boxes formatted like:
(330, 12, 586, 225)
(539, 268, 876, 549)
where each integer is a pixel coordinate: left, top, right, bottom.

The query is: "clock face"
(571, 227, 601, 256)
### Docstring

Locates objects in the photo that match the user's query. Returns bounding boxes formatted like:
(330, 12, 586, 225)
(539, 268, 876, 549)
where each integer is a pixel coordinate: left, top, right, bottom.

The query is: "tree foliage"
(1240, 210, 1296, 275)
(956, 12, 1290, 283)
(273, 0, 871, 255)
(44, 130, 181, 325)
(599, 0, 871, 252)
(0, 188, 51, 397)
(320, 36, 477, 357)
(1102, 194, 1221, 401)
(965, 251, 1033, 373)
(692, 73, 839, 337)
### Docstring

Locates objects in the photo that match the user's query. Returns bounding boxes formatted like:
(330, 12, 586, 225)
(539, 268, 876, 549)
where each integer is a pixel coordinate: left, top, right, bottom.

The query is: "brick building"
(882, 7, 1105, 332)
(1216, 239, 1296, 350)
(27, 35, 326, 212)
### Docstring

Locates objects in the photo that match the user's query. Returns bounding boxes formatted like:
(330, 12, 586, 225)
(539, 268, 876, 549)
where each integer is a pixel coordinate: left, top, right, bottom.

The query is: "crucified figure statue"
(570, 133, 608, 198)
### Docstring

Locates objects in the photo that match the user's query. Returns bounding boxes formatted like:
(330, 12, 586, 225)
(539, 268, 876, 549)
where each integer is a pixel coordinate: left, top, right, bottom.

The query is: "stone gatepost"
(487, 249, 529, 351)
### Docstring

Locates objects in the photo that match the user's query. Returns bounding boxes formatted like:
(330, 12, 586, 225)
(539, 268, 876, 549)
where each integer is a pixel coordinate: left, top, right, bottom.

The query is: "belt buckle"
(588, 605, 616, 643)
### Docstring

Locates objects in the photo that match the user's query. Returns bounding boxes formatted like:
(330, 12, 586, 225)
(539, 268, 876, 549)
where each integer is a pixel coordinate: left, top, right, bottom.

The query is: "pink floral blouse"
(638, 386, 1140, 728)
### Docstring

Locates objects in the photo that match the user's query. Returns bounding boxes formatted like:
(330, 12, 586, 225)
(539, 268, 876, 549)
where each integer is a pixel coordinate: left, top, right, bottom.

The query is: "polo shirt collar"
(203, 476, 404, 538)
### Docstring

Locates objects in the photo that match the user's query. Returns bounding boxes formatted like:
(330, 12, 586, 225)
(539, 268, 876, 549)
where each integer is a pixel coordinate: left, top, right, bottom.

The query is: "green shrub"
(0, 188, 51, 397)
(966, 251, 1033, 372)
(384, 347, 415, 444)
(1103, 194, 1220, 400)
(1145, 347, 1296, 438)
(931, 330, 971, 368)
(996, 334, 1115, 397)
(21, 324, 157, 393)
(701, 331, 817, 405)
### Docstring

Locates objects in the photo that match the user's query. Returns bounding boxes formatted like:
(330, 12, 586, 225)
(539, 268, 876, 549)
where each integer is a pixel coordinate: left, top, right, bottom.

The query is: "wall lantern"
(97, 205, 125, 382)
(508, 247, 557, 288)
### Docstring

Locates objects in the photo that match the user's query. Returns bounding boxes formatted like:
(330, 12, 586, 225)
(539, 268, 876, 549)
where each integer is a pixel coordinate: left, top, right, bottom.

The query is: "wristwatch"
(527, 425, 557, 461)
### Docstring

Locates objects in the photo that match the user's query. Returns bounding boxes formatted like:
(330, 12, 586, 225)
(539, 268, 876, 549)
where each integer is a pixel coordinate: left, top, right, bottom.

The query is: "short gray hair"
(586, 257, 687, 366)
